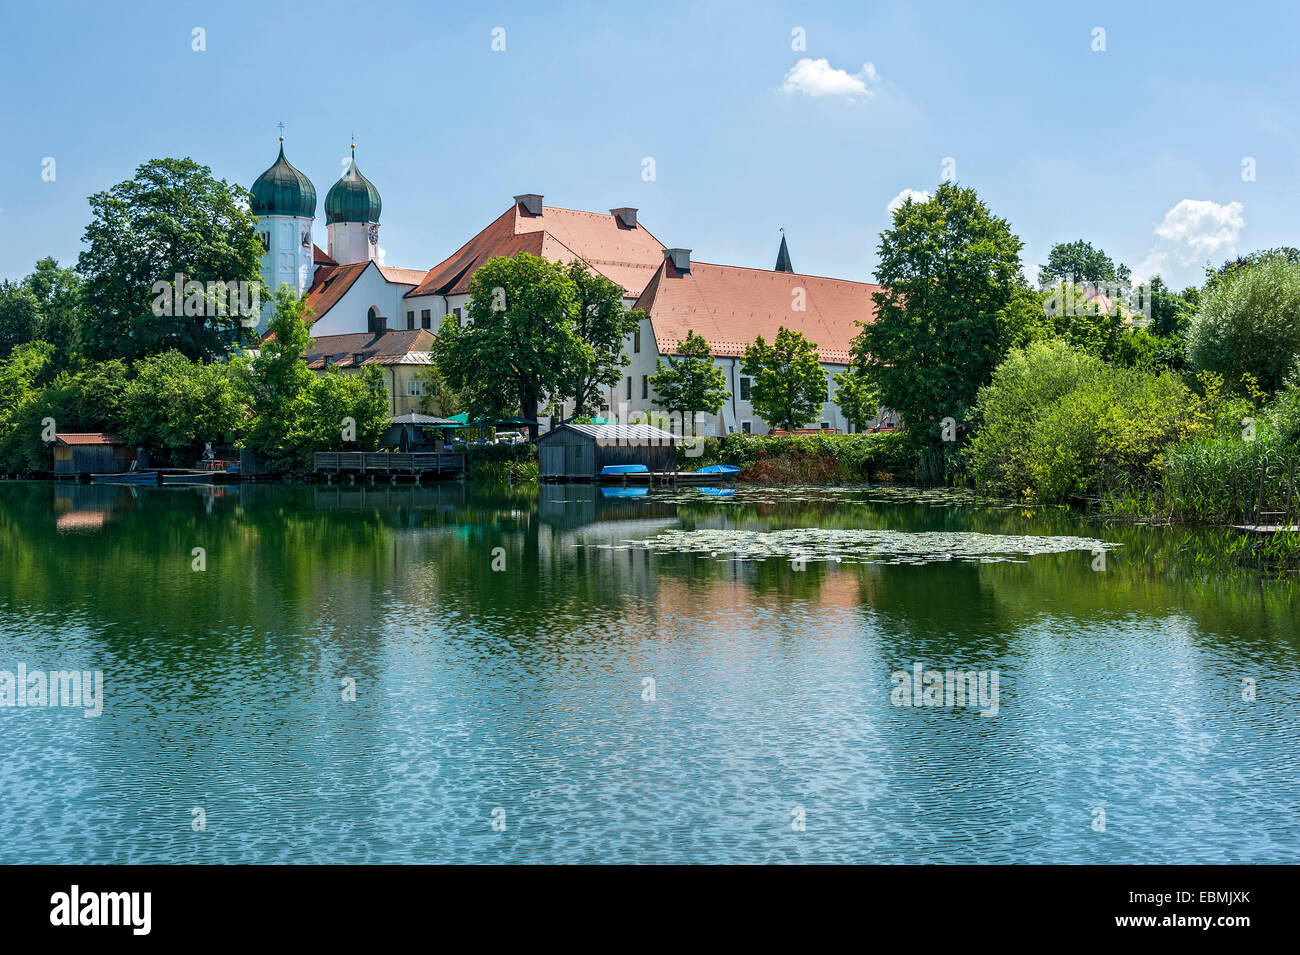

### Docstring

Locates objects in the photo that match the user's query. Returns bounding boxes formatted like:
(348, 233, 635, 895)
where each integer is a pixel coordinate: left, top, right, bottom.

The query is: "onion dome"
(250, 141, 316, 218)
(325, 147, 382, 225)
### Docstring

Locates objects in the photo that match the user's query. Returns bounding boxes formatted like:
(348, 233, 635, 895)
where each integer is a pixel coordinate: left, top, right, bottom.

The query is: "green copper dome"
(250, 143, 317, 218)
(325, 151, 382, 225)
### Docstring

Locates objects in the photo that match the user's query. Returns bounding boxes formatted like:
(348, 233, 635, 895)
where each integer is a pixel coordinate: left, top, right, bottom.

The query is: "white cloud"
(782, 58, 885, 100)
(1133, 199, 1245, 284)
(886, 188, 931, 214)
(377, 246, 388, 265)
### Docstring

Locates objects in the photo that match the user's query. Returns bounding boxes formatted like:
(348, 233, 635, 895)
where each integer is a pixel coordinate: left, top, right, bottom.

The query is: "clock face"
(368, 225, 378, 245)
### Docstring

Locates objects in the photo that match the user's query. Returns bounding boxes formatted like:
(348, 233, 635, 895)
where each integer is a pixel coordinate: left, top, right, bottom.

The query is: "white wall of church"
(256, 213, 314, 332)
(327, 221, 379, 266)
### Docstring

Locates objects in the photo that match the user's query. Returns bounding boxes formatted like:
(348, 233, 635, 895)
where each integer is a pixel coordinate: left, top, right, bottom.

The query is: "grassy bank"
(679, 432, 915, 484)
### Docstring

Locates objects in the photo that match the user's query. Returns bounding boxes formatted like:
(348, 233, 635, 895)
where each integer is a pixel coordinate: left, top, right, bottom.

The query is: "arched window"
(367, 306, 380, 334)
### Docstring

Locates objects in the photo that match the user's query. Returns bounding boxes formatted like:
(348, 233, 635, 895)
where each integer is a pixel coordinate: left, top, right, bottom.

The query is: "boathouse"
(538, 422, 677, 481)
(50, 433, 132, 477)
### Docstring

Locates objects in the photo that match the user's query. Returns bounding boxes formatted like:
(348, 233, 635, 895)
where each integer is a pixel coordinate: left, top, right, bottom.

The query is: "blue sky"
(2, 0, 1298, 290)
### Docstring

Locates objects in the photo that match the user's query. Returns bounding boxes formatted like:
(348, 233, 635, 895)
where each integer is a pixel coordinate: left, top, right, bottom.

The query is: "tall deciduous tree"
(1187, 254, 1300, 396)
(741, 327, 827, 433)
(831, 366, 879, 432)
(649, 330, 729, 435)
(1038, 239, 1119, 288)
(562, 260, 641, 417)
(855, 182, 1026, 451)
(78, 157, 263, 362)
(432, 253, 585, 440)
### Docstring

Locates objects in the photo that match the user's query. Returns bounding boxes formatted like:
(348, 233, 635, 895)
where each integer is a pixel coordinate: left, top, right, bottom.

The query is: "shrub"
(1186, 255, 1300, 396)
(966, 340, 1212, 503)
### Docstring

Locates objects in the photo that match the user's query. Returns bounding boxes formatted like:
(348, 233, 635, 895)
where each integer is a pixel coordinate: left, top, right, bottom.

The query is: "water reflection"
(0, 481, 1297, 863)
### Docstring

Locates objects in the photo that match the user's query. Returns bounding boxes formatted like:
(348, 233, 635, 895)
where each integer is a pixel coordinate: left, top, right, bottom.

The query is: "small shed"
(51, 433, 132, 476)
(538, 422, 677, 481)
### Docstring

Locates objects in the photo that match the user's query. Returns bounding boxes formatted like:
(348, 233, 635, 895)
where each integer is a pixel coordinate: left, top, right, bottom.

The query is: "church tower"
(250, 137, 317, 331)
(325, 144, 382, 265)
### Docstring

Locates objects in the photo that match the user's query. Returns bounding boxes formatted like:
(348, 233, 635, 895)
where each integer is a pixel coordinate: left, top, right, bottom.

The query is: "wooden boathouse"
(538, 422, 677, 481)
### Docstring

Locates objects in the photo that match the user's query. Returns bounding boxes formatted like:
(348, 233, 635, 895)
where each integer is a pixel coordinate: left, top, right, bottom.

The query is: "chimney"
(514, 193, 543, 216)
(610, 207, 638, 228)
(664, 248, 691, 273)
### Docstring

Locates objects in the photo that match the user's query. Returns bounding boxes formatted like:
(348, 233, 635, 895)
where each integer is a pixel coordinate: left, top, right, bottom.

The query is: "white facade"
(256, 213, 314, 331)
(327, 220, 379, 266)
(308, 262, 419, 337)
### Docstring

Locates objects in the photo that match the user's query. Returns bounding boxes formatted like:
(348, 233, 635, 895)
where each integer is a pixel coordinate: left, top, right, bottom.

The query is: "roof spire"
(775, 229, 794, 273)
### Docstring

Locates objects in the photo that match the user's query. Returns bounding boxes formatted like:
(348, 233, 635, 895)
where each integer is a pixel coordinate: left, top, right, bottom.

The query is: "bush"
(466, 442, 537, 483)
(1187, 255, 1300, 396)
(965, 340, 1213, 503)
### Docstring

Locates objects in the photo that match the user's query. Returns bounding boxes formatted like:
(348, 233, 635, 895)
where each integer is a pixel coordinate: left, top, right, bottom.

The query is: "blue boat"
(91, 471, 159, 485)
(600, 464, 649, 476)
(600, 486, 649, 499)
(694, 464, 741, 478)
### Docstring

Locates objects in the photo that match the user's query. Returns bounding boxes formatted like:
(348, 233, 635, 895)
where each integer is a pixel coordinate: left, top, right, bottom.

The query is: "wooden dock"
(313, 451, 466, 481)
(1231, 524, 1300, 536)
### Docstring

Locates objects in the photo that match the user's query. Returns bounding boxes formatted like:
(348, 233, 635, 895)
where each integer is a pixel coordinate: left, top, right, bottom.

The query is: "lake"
(0, 480, 1297, 863)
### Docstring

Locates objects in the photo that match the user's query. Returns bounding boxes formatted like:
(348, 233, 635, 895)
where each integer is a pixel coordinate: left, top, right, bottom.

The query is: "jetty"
(313, 451, 466, 482)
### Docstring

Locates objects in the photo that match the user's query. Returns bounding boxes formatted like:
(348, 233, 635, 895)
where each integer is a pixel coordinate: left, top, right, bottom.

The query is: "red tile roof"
(298, 261, 426, 328)
(634, 260, 879, 364)
(408, 202, 666, 298)
(313, 244, 337, 266)
(54, 433, 125, 446)
(376, 265, 429, 286)
(302, 262, 369, 326)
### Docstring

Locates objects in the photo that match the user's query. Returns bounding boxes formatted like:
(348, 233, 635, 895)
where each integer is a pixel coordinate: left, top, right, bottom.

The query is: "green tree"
(305, 365, 390, 455)
(120, 351, 248, 458)
(1038, 239, 1119, 288)
(0, 281, 43, 360)
(78, 157, 263, 362)
(415, 363, 461, 417)
(241, 288, 317, 471)
(432, 253, 584, 440)
(741, 327, 827, 433)
(1186, 254, 1300, 396)
(649, 330, 729, 435)
(562, 260, 641, 417)
(831, 366, 879, 432)
(855, 181, 1026, 452)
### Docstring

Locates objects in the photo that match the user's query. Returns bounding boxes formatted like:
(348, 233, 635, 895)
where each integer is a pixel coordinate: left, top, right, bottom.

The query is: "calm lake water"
(1, 480, 1297, 864)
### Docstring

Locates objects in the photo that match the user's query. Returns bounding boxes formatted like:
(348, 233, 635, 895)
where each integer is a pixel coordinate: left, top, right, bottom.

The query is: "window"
(739, 377, 751, 400)
(820, 421, 831, 431)
(301, 231, 311, 248)
(641, 375, 648, 400)
(407, 311, 415, 330)
(741, 421, 752, 434)
(421, 309, 431, 329)
(406, 378, 425, 397)
(452, 308, 462, 323)
(259, 231, 270, 251)
(626, 376, 632, 400)
(634, 329, 641, 353)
